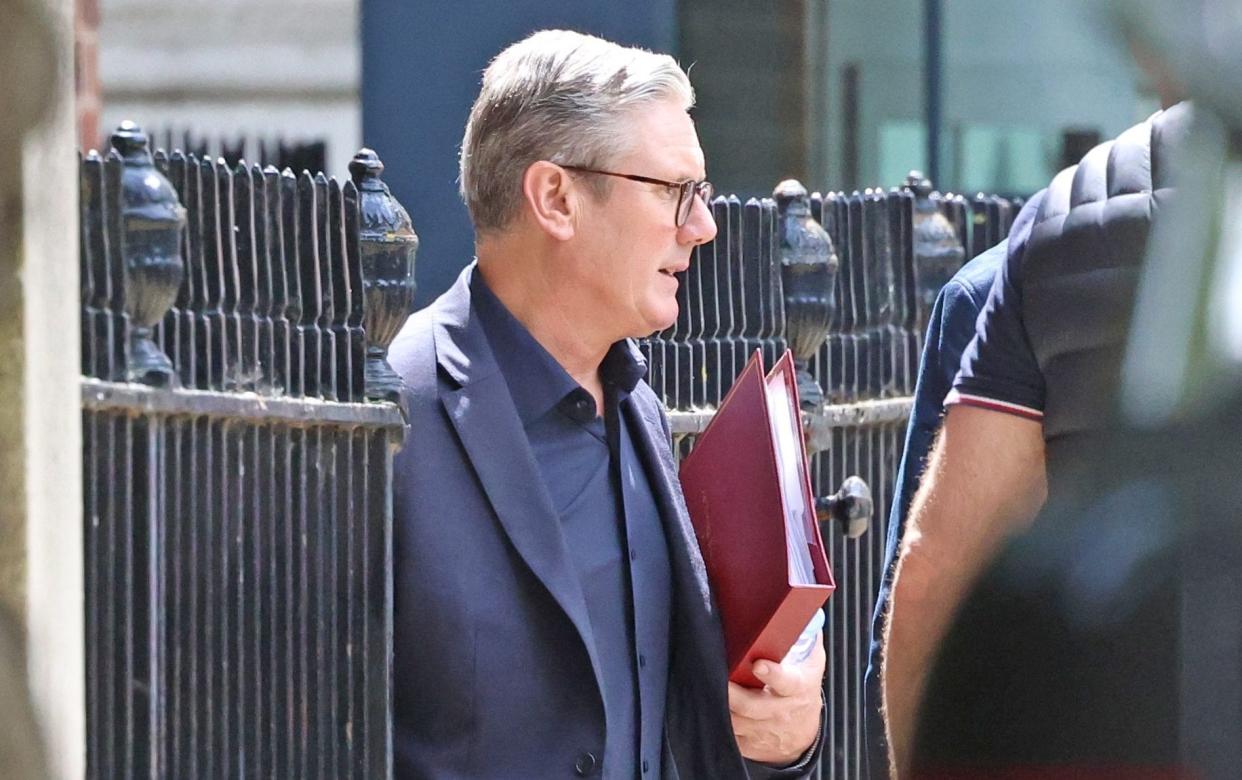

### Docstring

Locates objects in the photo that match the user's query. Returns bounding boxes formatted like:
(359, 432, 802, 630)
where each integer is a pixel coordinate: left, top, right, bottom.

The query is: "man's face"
(568, 99, 717, 340)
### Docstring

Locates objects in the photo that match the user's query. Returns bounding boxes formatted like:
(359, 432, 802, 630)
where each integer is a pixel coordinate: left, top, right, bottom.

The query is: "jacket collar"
(430, 262, 607, 706)
(431, 262, 497, 389)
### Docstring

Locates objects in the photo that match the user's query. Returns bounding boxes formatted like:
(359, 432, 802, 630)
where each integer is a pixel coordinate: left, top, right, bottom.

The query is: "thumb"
(751, 658, 801, 697)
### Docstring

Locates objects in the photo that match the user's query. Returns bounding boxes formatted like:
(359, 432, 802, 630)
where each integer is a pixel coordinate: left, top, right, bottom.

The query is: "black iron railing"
(79, 122, 415, 779)
(106, 128, 329, 180)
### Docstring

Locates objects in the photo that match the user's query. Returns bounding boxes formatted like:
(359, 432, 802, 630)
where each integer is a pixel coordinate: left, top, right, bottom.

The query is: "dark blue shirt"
(948, 193, 1048, 420)
(472, 272, 671, 779)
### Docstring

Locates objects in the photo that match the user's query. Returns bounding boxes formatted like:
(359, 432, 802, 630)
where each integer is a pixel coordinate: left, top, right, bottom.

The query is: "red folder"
(679, 350, 835, 688)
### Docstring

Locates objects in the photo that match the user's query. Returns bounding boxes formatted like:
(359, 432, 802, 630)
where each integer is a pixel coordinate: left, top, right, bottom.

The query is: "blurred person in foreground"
(386, 30, 825, 779)
(882, 97, 1193, 773)
(882, 1, 1242, 774)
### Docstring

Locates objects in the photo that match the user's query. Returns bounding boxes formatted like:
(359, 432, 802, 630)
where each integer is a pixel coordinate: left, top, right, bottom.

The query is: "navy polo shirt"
(947, 192, 1047, 421)
(473, 272, 672, 779)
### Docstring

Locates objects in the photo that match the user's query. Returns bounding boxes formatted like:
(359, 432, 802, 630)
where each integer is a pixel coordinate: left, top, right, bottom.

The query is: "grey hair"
(459, 29, 695, 235)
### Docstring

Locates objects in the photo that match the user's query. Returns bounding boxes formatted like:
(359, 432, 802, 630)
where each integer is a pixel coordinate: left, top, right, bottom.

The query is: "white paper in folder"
(764, 375, 817, 587)
(766, 375, 824, 665)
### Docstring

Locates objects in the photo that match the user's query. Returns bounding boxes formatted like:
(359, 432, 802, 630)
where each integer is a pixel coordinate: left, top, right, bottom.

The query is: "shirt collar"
(601, 339, 647, 397)
(471, 271, 649, 424)
(472, 271, 579, 425)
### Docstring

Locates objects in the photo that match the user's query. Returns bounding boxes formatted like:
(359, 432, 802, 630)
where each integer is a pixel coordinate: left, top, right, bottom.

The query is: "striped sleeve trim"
(944, 389, 1044, 421)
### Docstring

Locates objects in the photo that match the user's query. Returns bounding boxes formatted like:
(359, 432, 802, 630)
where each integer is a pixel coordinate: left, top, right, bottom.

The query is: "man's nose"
(680, 194, 718, 246)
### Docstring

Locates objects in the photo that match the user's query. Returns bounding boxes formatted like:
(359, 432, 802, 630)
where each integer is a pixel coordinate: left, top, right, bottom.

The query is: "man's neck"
(476, 248, 612, 408)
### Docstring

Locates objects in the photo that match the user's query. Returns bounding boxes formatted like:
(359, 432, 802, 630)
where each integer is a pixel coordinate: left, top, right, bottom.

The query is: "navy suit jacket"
(388, 265, 821, 779)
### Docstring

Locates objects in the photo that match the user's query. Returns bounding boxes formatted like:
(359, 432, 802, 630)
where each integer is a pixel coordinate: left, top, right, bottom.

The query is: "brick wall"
(75, 0, 100, 149)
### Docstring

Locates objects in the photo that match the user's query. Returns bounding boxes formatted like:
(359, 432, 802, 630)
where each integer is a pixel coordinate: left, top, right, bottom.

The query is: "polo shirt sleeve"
(945, 192, 1046, 422)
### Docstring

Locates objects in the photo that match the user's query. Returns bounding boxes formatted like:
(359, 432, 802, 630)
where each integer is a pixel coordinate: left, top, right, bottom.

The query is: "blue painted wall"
(361, 1, 678, 309)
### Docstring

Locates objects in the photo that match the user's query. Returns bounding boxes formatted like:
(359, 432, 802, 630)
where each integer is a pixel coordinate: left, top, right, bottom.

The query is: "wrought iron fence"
(79, 122, 415, 779)
(652, 174, 1019, 779)
(106, 127, 329, 179)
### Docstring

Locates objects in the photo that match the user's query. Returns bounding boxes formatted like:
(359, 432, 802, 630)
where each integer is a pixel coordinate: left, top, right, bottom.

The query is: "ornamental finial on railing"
(350, 148, 419, 403)
(904, 170, 964, 333)
(774, 179, 838, 410)
(114, 120, 186, 387)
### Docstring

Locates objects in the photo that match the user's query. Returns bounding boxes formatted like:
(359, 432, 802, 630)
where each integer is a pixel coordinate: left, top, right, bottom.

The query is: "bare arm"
(881, 404, 1047, 776)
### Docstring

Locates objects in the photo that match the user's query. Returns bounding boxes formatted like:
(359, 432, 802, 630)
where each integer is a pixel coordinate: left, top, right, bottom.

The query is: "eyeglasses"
(561, 165, 714, 228)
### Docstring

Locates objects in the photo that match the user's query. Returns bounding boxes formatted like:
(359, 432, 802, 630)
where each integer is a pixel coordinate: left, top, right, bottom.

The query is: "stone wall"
(98, 0, 360, 176)
(1, 0, 85, 777)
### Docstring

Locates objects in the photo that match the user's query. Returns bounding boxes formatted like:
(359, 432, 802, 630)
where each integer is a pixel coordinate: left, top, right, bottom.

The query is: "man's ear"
(522, 161, 578, 241)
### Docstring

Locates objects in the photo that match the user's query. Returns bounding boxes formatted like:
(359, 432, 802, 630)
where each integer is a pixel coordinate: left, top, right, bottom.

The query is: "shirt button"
(639, 653, 647, 669)
(629, 548, 638, 562)
(642, 759, 650, 774)
(574, 751, 598, 776)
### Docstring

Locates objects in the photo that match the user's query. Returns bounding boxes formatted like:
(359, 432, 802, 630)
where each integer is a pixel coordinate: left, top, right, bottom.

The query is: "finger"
(731, 712, 756, 741)
(727, 681, 771, 719)
(752, 659, 803, 698)
(731, 715, 793, 765)
(729, 684, 789, 723)
(730, 712, 773, 751)
(807, 632, 827, 675)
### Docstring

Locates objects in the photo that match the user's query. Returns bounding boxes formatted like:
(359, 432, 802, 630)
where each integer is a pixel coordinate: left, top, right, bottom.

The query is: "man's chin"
(647, 306, 678, 336)
(625, 296, 679, 339)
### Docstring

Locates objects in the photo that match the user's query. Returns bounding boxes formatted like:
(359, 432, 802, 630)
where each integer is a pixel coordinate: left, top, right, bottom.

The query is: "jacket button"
(574, 751, 598, 776)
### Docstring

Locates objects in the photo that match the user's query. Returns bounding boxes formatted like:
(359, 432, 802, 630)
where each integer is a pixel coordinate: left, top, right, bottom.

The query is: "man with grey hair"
(388, 29, 826, 779)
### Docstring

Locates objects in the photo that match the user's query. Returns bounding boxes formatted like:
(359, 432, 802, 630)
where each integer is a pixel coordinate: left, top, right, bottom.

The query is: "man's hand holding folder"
(728, 630, 826, 764)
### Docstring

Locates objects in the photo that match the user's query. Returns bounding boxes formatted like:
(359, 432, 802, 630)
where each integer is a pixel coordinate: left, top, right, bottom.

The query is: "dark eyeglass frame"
(560, 164, 714, 228)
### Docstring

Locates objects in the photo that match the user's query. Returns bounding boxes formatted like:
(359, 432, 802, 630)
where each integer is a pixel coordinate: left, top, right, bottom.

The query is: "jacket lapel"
(625, 386, 748, 778)
(623, 381, 714, 615)
(433, 266, 604, 695)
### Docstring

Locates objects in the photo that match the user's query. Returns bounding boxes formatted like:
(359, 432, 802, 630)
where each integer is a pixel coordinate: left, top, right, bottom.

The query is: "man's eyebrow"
(645, 170, 701, 185)
(671, 167, 707, 182)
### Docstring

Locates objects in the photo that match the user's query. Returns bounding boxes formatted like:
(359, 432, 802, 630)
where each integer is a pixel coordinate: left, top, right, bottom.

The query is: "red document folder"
(679, 350, 835, 688)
